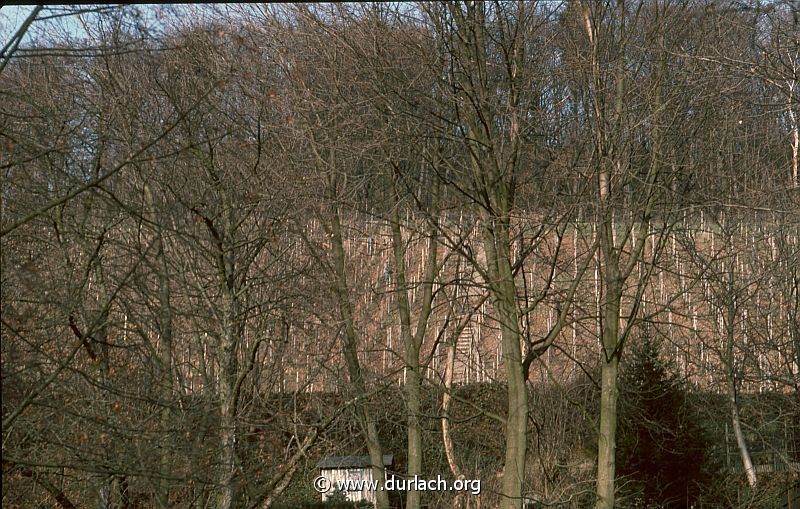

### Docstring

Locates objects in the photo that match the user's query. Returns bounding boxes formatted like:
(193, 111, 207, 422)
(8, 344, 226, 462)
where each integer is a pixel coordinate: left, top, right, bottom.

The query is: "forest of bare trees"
(2, 3, 799, 509)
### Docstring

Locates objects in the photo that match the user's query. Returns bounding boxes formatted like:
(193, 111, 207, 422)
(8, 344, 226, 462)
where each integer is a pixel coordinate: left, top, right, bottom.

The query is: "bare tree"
(571, 2, 700, 507)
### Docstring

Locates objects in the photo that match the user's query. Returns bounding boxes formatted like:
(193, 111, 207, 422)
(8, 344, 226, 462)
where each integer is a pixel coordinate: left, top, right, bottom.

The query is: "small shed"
(316, 454, 394, 503)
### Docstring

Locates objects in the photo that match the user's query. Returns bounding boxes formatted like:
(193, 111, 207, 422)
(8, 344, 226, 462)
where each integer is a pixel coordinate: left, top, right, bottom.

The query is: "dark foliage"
(273, 498, 374, 509)
(617, 336, 715, 508)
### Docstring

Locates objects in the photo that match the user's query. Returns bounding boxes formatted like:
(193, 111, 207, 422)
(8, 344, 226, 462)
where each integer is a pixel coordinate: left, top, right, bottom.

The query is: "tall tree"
(574, 2, 692, 507)
(419, 3, 592, 508)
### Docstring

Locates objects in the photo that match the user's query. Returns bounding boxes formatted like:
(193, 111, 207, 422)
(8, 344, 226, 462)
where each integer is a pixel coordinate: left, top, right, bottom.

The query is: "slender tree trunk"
(582, 8, 620, 503)
(581, 3, 659, 506)
(217, 301, 239, 509)
(405, 352, 422, 509)
(97, 482, 111, 509)
(593, 160, 624, 509)
(729, 376, 757, 487)
(440, 292, 494, 509)
(330, 206, 390, 509)
(94, 296, 115, 509)
(725, 287, 757, 488)
(442, 339, 463, 483)
(428, 4, 533, 508)
(391, 209, 438, 509)
(213, 203, 240, 509)
(145, 184, 174, 509)
(789, 104, 798, 187)
(391, 215, 421, 509)
(156, 273, 173, 509)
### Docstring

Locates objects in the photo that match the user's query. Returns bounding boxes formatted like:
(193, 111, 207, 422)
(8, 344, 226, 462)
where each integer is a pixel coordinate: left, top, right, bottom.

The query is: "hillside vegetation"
(2, 3, 799, 509)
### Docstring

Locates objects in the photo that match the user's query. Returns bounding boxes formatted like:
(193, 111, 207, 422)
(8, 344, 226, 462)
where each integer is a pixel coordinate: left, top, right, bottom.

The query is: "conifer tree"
(617, 335, 712, 508)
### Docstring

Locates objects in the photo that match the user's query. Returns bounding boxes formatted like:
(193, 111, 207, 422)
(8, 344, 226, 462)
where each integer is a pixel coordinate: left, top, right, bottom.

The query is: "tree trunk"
(725, 288, 757, 488)
(480, 215, 527, 509)
(145, 184, 173, 509)
(789, 106, 798, 187)
(729, 379, 757, 487)
(442, 338, 464, 480)
(156, 275, 173, 509)
(330, 207, 390, 509)
(216, 205, 240, 509)
(97, 481, 111, 509)
(594, 274, 622, 509)
(405, 347, 423, 509)
(502, 346, 528, 509)
(390, 206, 438, 509)
(391, 216, 421, 509)
(595, 356, 619, 509)
(217, 315, 238, 509)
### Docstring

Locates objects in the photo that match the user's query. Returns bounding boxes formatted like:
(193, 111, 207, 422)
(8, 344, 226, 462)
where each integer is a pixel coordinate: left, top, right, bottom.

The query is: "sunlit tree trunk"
(329, 203, 391, 509)
(390, 207, 438, 509)
(723, 265, 757, 488)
